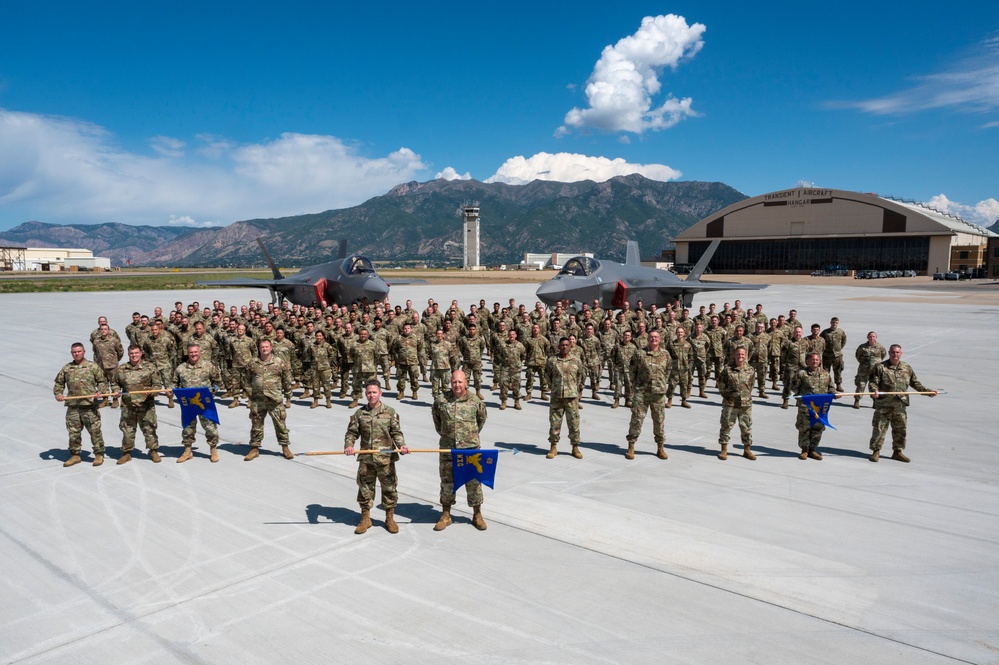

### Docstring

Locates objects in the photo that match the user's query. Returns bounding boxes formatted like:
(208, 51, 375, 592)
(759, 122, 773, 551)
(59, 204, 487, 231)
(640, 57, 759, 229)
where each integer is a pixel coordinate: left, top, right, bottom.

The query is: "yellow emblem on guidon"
(187, 391, 207, 412)
(466, 453, 484, 474)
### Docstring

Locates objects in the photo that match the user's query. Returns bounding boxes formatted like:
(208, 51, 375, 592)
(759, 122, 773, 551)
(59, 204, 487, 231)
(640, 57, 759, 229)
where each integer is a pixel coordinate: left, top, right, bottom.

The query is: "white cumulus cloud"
(436, 167, 471, 181)
(0, 109, 427, 227)
(485, 152, 681, 185)
(927, 194, 999, 227)
(558, 14, 705, 136)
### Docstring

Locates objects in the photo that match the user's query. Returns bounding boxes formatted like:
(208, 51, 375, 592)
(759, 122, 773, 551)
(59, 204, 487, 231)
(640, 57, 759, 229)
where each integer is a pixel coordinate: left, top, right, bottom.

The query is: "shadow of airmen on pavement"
(305, 504, 358, 525)
(218, 442, 286, 458)
(496, 441, 545, 456)
(40, 448, 80, 464)
(818, 446, 873, 460)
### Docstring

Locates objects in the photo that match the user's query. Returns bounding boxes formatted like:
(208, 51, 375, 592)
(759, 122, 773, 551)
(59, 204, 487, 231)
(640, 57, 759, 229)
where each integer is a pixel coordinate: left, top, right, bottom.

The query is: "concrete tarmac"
(1, 282, 996, 664)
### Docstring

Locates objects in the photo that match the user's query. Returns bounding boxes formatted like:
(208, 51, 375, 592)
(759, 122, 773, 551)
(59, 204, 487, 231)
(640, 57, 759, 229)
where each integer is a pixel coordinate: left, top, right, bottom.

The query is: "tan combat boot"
(281, 444, 294, 460)
(525, 390, 533, 400)
(681, 396, 691, 409)
(348, 398, 359, 408)
(869, 448, 880, 462)
(758, 388, 767, 398)
(699, 387, 707, 399)
(666, 396, 673, 409)
(546, 444, 558, 459)
(149, 450, 161, 463)
(476, 390, 484, 400)
(571, 444, 583, 459)
(771, 379, 778, 390)
(412, 390, 418, 400)
(63, 454, 82, 468)
(540, 391, 548, 401)
(656, 443, 668, 460)
(284, 395, 292, 408)
(891, 449, 910, 463)
(743, 444, 757, 461)
(93, 454, 104, 467)
(111, 397, 120, 408)
(798, 449, 808, 460)
(514, 398, 522, 410)
(625, 441, 636, 460)
(499, 400, 507, 410)
(781, 398, 789, 409)
(167, 394, 175, 409)
(612, 398, 619, 408)
(325, 397, 332, 409)
(807, 447, 823, 461)
(718, 444, 728, 460)
(244, 448, 259, 461)
(591, 389, 598, 400)
(384, 508, 399, 534)
(310, 397, 319, 409)
(355, 508, 372, 534)
(117, 452, 132, 465)
(177, 446, 193, 463)
(229, 397, 240, 409)
(853, 397, 861, 409)
(301, 388, 311, 399)
(433, 507, 452, 531)
(472, 506, 487, 531)
(210, 446, 219, 463)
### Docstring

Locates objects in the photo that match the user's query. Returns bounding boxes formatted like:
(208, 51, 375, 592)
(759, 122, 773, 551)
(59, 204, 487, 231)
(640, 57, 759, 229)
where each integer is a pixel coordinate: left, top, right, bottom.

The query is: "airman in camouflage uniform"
(781, 326, 807, 408)
(348, 328, 379, 407)
(688, 323, 709, 398)
(458, 323, 486, 399)
(665, 326, 694, 408)
(626, 330, 671, 460)
(345, 380, 409, 534)
(790, 352, 832, 460)
(496, 328, 526, 409)
(717, 347, 756, 460)
(92, 323, 124, 408)
(308, 330, 337, 409)
(612, 329, 638, 408)
(113, 345, 166, 464)
(867, 345, 936, 463)
(522, 324, 551, 400)
(853, 331, 886, 409)
(432, 370, 489, 531)
(392, 322, 424, 400)
(428, 328, 459, 398)
(170, 343, 223, 463)
(245, 338, 294, 461)
(544, 337, 585, 459)
(54, 342, 108, 467)
(820, 317, 847, 391)
(229, 324, 258, 408)
(579, 323, 603, 400)
(705, 316, 726, 384)
(748, 322, 771, 398)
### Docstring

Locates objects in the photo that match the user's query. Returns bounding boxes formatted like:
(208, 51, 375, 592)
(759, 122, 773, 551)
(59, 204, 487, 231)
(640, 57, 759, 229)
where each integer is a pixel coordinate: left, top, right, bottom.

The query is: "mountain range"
(0, 176, 746, 267)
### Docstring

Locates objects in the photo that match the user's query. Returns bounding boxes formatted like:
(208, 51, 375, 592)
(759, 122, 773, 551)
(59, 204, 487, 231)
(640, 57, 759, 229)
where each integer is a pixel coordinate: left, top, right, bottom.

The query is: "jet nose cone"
(363, 278, 390, 302)
(536, 279, 564, 306)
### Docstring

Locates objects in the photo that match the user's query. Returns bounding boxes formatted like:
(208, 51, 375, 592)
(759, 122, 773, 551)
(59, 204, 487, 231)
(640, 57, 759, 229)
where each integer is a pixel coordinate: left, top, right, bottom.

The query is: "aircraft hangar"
(673, 187, 996, 275)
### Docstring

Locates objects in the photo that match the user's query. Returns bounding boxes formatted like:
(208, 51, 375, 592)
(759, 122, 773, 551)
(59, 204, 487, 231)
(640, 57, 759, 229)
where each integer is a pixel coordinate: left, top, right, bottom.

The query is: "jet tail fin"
(256, 238, 284, 280)
(337, 239, 348, 260)
(625, 241, 640, 267)
(687, 239, 721, 281)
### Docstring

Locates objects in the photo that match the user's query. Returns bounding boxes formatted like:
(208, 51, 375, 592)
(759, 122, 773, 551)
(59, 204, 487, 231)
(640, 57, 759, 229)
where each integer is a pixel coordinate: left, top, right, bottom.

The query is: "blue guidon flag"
(173, 387, 220, 428)
(452, 449, 499, 490)
(805, 394, 837, 430)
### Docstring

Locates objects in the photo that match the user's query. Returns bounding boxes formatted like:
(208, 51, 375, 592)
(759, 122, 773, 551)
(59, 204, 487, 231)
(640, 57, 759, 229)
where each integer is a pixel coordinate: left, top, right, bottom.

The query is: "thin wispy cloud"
(557, 14, 706, 136)
(0, 109, 427, 227)
(831, 34, 999, 124)
(486, 152, 681, 185)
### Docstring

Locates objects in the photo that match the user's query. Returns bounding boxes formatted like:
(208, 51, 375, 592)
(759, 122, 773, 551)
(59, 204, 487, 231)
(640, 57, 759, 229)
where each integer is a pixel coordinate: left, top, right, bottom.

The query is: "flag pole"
(62, 388, 169, 400)
(301, 448, 518, 456)
(833, 391, 940, 397)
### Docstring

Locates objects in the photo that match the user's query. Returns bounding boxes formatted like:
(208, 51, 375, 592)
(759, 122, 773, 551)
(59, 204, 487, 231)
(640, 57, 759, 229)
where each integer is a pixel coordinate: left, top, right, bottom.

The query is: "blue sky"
(1, 1, 997, 231)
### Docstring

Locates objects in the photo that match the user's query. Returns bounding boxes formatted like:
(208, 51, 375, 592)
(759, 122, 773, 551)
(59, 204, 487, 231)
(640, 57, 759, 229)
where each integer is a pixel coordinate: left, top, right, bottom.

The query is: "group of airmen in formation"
(54, 294, 937, 533)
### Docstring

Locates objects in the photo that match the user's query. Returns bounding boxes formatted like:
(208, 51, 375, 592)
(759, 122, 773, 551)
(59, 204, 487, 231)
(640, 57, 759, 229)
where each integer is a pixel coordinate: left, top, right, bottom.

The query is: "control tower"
(462, 204, 481, 270)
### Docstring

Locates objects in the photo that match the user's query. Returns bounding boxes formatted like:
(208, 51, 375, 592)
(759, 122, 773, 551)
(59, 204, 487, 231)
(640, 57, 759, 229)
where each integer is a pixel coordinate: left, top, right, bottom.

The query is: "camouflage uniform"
(428, 337, 459, 397)
(612, 339, 638, 405)
(718, 362, 756, 447)
(522, 334, 551, 397)
(579, 333, 603, 395)
(432, 390, 488, 507)
(665, 337, 694, 403)
(458, 332, 486, 393)
(781, 335, 808, 400)
(495, 337, 526, 404)
(345, 402, 406, 509)
(748, 332, 771, 393)
(308, 339, 337, 402)
(114, 360, 165, 453)
(545, 354, 584, 447)
(688, 331, 709, 394)
(349, 338, 379, 400)
(230, 335, 257, 397)
(820, 326, 848, 389)
(92, 335, 124, 393)
(172, 358, 222, 446)
(854, 341, 887, 396)
(867, 360, 931, 454)
(791, 365, 832, 453)
(392, 330, 424, 396)
(142, 332, 177, 379)
(248, 355, 293, 448)
(705, 325, 726, 382)
(627, 348, 672, 449)
(53, 358, 107, 455)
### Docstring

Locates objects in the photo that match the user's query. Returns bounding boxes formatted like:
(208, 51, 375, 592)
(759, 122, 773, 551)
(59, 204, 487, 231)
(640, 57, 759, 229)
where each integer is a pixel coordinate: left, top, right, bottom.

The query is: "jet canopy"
(345, 256, 375, 275)
(559, 256, 600, 277)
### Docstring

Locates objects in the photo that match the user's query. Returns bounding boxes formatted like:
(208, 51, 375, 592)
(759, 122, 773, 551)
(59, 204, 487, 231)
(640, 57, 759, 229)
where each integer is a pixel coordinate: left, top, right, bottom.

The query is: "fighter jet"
(198, 238, 415, 308)
(535, 239, 766, 309)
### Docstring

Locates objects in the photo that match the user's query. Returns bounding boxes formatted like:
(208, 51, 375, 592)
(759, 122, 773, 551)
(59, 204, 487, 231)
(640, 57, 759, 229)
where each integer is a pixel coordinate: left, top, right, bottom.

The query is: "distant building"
(674, 187, 997, 275)
(1, 247, 111, 271)
(462, 205, 481, 270)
